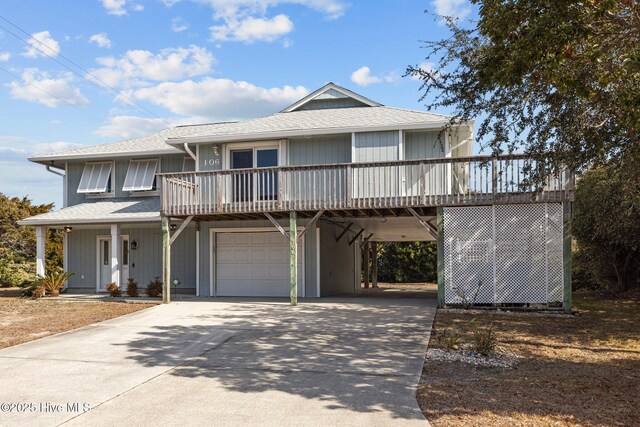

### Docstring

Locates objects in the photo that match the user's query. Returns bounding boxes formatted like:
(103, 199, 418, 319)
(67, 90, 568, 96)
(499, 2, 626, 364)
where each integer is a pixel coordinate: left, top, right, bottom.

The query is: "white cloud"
(94, 116, 176, 139)
(23, 31, 60, 58)
(350, 66, 398, 87)
(431, 0, 471, 20)
(91, 45, 215, 88)
(211, 14, 293, 42)
(100, 0, 144, 15)
(8, 68, 89, 108)
(0, 52, 10, 61)
(171, 17, 189, 32)
(32, 141, 85, 155)
(89, 33, 112, 49)
(133, 78, 308, 119)
(163, 1, 346, 42)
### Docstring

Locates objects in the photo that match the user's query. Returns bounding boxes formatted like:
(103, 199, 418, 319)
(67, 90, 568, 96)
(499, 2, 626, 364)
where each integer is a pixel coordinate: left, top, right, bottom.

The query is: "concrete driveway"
(0, 297, 435, 426)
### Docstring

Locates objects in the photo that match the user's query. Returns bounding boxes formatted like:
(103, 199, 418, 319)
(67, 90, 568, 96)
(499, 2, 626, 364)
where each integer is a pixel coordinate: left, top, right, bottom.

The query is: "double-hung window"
(123, 159, 159, 192)
(77, 162, 113, 194)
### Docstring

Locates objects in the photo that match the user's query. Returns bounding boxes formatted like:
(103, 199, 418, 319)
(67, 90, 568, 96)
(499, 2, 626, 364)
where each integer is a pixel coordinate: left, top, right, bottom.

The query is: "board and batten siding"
(319, 221, 356, 296)
(353, 131, 399, 198)
(288, 135, 351, 166)
(198, 218, 319, 298)
(404, 130, 444, 160)
(65, 154, 185, 208)
(65, 225, 196, 292)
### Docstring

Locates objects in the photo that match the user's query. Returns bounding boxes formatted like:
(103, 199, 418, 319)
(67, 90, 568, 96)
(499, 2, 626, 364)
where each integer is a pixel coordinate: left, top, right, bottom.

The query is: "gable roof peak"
(281, 82, 382, 113)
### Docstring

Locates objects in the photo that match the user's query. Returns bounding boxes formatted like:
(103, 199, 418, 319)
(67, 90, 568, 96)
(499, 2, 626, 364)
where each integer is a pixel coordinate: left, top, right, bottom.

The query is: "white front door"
(215, 232, 303, 297)
(97, 236, 129, 291)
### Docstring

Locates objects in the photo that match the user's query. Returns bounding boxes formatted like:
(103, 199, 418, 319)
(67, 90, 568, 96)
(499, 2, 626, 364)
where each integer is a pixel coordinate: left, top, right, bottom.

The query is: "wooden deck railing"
(159, 154, 574, 216)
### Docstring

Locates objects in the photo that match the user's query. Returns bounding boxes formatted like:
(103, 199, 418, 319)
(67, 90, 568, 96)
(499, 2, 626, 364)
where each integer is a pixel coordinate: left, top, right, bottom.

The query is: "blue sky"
(0, 0, 476, 208)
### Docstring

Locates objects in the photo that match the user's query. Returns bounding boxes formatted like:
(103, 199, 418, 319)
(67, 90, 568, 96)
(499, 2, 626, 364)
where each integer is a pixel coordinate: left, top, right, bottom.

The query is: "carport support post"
(371, 241, 378, 288)
(289, 211, 298, 306)
(35, 226, 46, 277)
(436, 207, 445, 308)
(162, 215, 171, 304)
(363, 241, 370, 289)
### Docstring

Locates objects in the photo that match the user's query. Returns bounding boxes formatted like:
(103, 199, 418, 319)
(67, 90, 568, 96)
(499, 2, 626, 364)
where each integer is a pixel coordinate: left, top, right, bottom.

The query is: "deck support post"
(289, 210, 298, 306)
(436, 207, 445, 308)
(563, 202, 572, 313)
(161, 215, 171, 304)
(363, 241, 370, 289)
(371, 241, 378, 288)
(35, 226, 46, 277)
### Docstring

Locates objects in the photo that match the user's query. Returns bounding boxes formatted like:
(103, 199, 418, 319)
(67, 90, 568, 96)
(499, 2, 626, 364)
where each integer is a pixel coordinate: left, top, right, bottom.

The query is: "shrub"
(473, 324, 498, 356)
(32, 286, 45, 299)
(106, 282, 121, 297)
(34, 270, 74, 297)
(146, 277, 163, 298)
(438, 327, 461, 351)
(126, 278, 139, 297)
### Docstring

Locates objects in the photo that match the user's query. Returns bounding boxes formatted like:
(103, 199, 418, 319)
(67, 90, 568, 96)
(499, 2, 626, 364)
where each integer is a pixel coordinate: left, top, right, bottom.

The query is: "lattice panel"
(443, 206, 494, 304)
(546, 204, 564, 302)
(495, 204, 547, 303)
(443, 203, 564, 305)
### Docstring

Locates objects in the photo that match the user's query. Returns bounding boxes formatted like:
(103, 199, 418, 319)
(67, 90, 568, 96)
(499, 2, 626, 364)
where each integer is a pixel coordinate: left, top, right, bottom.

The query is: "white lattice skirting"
(443, 203, 564, 305)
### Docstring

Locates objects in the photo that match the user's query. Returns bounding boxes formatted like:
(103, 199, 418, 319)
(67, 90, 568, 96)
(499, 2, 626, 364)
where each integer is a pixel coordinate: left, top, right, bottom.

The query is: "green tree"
(573, 164, 640, 292)
(408, 0, 640, 184)
(377, 242, 437, 283)
(0, 193, 62, 286)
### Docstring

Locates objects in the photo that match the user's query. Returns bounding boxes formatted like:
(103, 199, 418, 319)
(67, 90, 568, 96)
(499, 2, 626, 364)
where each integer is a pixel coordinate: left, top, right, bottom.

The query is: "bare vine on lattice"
(453, 279, 483, 309)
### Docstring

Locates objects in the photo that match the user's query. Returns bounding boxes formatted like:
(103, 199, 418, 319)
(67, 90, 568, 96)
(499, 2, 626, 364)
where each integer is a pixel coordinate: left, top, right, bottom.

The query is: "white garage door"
(215, 232, 303, 297)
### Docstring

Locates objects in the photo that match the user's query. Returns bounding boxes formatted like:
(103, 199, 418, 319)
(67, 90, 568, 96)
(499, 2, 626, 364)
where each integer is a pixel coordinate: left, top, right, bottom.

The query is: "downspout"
(46, 164, 65, 178)
(183, 143, 197, 161)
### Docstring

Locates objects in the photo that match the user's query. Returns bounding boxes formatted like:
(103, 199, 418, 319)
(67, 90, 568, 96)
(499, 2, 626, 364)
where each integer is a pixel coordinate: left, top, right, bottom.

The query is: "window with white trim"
(123, 159, 159, 192)
(77, 162, 113, 194)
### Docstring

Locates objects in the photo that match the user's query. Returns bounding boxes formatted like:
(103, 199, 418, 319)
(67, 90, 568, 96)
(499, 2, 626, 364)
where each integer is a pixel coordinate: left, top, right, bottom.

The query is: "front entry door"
(98, 236, 129, 291)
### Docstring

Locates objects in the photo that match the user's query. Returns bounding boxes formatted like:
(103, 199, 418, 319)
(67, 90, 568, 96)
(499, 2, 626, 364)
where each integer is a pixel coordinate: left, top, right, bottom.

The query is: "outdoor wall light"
(63, 226, 73, 233)
(131, 240, 138, 250)
(170, 223, 177, 231)
(212, 145, 220, 157)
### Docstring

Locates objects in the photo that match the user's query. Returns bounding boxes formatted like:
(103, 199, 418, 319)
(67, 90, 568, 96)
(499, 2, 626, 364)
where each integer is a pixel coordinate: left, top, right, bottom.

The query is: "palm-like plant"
(34, 270, 74, 297)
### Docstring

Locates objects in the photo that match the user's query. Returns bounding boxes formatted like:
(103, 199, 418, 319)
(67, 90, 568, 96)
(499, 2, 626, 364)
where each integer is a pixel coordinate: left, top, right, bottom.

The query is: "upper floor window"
(123, 159, 159, 192)
(77, 162, 113, 194)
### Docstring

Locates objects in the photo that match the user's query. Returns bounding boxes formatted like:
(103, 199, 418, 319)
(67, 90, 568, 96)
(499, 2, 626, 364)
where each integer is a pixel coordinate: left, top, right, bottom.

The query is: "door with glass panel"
(230, 147, 278, 204)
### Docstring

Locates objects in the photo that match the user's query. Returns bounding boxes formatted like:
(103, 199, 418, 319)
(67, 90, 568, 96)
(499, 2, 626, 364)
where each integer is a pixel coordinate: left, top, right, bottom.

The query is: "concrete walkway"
(0, 297, 435, 426)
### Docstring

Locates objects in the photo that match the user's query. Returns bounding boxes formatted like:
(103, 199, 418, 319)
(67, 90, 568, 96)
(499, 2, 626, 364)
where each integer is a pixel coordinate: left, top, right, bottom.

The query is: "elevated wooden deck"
(159, 154, 574, 219)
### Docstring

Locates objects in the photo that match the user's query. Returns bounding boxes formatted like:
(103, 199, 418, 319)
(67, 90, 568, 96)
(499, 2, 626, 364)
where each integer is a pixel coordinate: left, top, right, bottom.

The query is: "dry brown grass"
(418, 292, 640, 427)
(0, 294, 156, 349)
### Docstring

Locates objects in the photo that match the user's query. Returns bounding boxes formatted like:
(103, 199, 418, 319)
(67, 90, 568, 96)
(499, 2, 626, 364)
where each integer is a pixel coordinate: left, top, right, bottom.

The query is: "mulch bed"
(417, 292, 640, 426)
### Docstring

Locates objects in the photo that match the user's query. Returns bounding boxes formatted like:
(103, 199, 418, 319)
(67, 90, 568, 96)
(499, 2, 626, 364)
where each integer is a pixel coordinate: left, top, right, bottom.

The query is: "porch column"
(35, 226, 46, 277)
(289, 211, 297, 306)
(436, 207, 445, 308)
(110, 224, 121, 287)
(371, 241, 378, 288)
(162, 216, 171, 304)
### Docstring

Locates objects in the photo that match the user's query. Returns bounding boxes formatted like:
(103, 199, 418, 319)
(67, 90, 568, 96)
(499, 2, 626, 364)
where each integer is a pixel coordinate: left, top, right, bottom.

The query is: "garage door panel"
(215, 232, 303, 297)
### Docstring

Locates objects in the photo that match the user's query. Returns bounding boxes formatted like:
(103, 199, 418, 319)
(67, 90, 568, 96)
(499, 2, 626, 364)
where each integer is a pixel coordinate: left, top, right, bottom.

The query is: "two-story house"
(19, 83, 574, 310)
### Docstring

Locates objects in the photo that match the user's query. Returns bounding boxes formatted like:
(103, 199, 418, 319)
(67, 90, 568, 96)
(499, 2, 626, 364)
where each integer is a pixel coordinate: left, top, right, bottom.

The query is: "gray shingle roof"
(29, 122, 233, 162)
(167, 106, 452, 143)
(18, 198, 160, 226)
